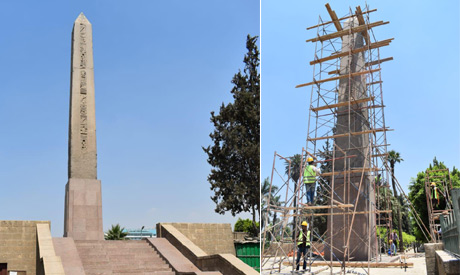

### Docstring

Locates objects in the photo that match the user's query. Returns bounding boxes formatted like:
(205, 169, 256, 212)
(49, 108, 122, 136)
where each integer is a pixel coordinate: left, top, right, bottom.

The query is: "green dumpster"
(235, 241, 260, 272)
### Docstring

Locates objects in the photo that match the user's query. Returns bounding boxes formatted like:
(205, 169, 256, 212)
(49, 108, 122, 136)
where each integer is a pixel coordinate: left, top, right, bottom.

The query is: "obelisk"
(326, 17, 375, 260)
(64, 13, 103, 240)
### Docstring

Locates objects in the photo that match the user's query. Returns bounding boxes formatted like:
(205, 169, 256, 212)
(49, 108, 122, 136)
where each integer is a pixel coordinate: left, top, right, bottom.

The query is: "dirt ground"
(262, 253, 427, 275)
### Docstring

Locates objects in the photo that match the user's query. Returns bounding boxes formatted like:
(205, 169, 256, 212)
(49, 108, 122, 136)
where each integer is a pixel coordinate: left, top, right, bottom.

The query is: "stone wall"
(157, 223, 258, 275)
(0, 220, 50, 274)
(435, 250, 460, 275)
(425, 243, 444, 275)
(159, 223, 235, 255)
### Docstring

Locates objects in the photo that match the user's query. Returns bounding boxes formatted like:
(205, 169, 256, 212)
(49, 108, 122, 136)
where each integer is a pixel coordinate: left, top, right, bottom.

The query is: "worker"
(431, 182, 439, 207)
(375, 174, 382, 186)
(388, 240, 396, 256)
(296, 221, 311, 271)
(389, 230, 399, 250)
(303, 157, 321, 205)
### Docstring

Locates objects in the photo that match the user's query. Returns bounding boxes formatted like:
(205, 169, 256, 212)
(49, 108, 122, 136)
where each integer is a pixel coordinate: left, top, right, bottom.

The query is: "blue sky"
(0, 0, 259, 236)
(261, 0, 459, 195)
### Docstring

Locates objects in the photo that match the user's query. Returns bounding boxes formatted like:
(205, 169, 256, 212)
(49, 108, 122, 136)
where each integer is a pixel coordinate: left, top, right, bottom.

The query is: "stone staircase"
(75, 240, 175, 275)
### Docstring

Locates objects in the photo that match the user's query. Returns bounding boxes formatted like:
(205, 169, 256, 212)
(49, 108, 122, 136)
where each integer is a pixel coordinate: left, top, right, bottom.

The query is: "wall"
(157, 223, 258, 275)
(159, 223, 235, 255)
(425, 243, 444, 275)
(0, 220, 50, 275)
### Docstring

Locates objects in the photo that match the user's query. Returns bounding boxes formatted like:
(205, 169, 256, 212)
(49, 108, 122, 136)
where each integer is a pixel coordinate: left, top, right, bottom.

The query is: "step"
(75, 240, 173, 274)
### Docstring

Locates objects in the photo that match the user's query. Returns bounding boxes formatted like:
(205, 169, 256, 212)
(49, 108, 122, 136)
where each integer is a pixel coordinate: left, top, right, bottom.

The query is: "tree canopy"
(408, 158, 460, 241)
(203, 35, 260, 229)
(234, 218, 260, 235)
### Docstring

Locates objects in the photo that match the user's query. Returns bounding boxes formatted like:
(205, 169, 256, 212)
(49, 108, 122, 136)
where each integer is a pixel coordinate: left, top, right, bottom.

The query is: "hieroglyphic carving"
(79, 23, 86, 69)
(79, 23, 88, 150)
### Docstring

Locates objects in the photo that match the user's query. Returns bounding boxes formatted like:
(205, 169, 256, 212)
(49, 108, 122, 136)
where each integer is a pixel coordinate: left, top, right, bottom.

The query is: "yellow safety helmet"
(431, 182, 436, 187)
(301, 221, 308, 227)
(307, 157, 314, 162)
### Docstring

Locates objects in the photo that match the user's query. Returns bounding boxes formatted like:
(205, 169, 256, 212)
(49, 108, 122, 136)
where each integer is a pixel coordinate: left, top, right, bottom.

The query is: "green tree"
(105, 224, 128, 240)
(261, 177, 278, 229)
(387, 150, 404, 252)
(203, 35, 260, 234)
(234, 218, 260, 235)
(271, 195, 283, 238)
(408, 158, 460, 241)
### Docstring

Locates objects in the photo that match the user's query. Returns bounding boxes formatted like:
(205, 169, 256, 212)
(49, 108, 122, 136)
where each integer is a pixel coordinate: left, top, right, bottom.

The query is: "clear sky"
(261, 1, 459, 195)
(0, 0, 259, 236)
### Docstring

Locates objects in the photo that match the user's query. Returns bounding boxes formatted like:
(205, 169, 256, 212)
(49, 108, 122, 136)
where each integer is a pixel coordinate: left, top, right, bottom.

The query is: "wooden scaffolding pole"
(306, 21, 389, 43)
(296, 68, 380, 88)
(309, 39, 393, 65)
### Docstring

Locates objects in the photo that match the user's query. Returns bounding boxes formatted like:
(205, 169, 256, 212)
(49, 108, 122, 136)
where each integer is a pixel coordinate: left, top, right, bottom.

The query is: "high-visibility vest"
(432, 187, 438, 200)
(303, 165, 316, 184)
(297, 230, 311, 246)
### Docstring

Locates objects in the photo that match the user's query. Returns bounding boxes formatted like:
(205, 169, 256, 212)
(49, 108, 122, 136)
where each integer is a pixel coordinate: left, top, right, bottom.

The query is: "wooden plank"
(309, 210, 392, 217)
(355, 6, 370, 44)
(366, 57, 393, 67)
(307, 9, 377, 30)
(310, 38, 393, 65)
(328, 69, 340, 75)
(321, 167, 380, 177)
(325, 3, 343, 33)
(296, 68, 380, 88)
(366, 81, 383, 86)
(306, 262, 414, 267)
(306, 21, 389, 43)
(311, 97, 374, 112)
(307, 127, 390, 141)
(427, 169, 449, 173)
(274, 204, 353, 211)
(300, 203, 354, 209)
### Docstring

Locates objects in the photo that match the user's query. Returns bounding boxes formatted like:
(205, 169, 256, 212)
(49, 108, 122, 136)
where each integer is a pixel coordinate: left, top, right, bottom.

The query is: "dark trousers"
(296, 245, 308, 270)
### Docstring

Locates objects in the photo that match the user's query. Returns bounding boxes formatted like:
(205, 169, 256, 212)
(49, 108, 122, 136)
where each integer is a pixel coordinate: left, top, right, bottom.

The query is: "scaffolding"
(425, 168, 454, 243)
(261, 3, 430, 274)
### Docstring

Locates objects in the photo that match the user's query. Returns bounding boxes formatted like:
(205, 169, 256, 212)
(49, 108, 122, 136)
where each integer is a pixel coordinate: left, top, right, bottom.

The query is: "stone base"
(64, 178, 103, 240)
(436, 250, 460, 275)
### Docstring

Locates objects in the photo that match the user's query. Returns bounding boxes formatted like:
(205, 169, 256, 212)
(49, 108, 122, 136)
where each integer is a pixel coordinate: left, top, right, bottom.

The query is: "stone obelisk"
(64, 13, 103, 240)
(326, 18, 375, 261)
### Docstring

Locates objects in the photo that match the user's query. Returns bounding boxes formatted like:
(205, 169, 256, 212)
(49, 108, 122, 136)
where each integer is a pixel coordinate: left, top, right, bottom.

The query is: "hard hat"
(431, 182, 436, 186)
(301, 221, 308, 226)
(389, 240, 393, 243)
(307, 157, 313, 162)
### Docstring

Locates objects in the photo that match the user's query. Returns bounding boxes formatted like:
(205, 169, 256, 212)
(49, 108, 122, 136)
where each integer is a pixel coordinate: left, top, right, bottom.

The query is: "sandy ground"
(262, 253, 427, 275)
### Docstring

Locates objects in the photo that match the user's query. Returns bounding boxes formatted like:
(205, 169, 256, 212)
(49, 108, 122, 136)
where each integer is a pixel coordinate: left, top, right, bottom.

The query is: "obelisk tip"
(75, 12, 90, 24)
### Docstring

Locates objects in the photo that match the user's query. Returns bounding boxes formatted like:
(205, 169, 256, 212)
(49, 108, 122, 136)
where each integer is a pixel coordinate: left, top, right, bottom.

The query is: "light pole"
(140, 226, 145, 240)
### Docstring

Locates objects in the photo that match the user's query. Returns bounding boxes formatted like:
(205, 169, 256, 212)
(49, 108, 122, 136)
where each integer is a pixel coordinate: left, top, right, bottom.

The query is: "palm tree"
(261, 177, 278, 229)
(271, 195, 283, 238)
(285, 154, 302, 184)
(387, 150, 404, 252)
(285, 154, 302, 239)
(105, 224, 128, 240)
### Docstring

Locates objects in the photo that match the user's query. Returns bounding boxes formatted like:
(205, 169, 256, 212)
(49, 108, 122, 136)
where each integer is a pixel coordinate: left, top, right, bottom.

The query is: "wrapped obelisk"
(64, 13, 103, 240)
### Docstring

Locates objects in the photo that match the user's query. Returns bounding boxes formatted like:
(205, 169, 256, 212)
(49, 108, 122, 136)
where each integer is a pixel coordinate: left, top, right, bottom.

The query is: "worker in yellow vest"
(303, 157, 321, 205)
(431, 182, 439, 207)
(296, 221, 311, 271)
